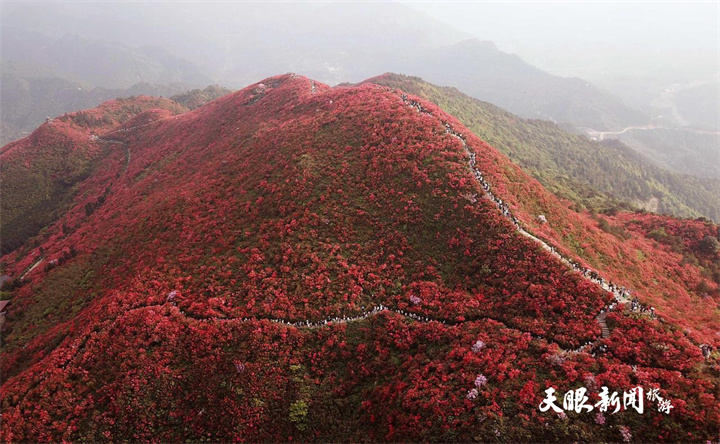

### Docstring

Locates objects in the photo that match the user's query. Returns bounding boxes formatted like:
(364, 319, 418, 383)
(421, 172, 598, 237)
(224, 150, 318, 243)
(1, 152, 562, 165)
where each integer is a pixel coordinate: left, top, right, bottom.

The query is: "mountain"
(395, 39, 650, 131)
(0, 96, 189, 253)
(2, 26, 212, 89)
(0, 61, 190, 145)
(1, 75, 718, 441)
(366, 74, 720, 222)
(169, 85, 234, 110)
(3, 2, 649, 133)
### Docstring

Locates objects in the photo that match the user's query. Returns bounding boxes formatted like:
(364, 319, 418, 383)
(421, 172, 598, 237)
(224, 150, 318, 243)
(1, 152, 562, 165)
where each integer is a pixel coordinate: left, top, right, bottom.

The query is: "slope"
(0, 75, 717, 442)
(0, 96, 188, 253)
(611, 128, 720, 179)
(366, 73, 720, 222)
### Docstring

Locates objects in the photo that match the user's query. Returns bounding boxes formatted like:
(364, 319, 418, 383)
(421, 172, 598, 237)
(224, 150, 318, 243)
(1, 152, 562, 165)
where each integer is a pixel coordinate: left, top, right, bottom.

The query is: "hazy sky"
(404, 1, 719, 83)
(3, 0, 717, 94)
(5, 0, 717, 84)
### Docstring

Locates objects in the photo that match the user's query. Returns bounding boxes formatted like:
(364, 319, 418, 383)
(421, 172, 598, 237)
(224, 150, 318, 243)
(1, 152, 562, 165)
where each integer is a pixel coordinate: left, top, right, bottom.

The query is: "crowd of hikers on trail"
(630, 297, 656, 319)
(157, 89, 678, 355)
(396, 91, 681, 354)
(401, 94, 636, 308)
(168, 288, 446, 328)
(158, 86, 708, 381)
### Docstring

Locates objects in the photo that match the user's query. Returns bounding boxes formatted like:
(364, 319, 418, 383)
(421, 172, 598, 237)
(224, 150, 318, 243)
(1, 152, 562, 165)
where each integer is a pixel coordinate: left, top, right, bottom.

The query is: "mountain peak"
(452, 38, 499, 53)
(1, 74, 718, 442)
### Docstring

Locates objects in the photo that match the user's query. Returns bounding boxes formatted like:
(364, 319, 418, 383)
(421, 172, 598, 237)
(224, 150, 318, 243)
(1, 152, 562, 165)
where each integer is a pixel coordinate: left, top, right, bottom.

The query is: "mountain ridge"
(395, 38, 650, 131)
(1, 74, 718, 441)
(365, 73, 720, 222)
(3, 2, 654, 133)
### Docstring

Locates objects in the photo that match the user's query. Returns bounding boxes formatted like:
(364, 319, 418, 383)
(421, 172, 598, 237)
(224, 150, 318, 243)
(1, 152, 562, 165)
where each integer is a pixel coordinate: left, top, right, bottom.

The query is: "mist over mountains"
(0, 3, 668, 131)
(1, 2, 719, 441)
(4, 2, 716, 173)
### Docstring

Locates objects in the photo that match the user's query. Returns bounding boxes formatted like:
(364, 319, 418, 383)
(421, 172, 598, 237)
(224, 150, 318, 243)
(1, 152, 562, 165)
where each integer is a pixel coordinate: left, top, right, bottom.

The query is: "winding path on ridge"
(18, 120, 156, 281)
(19, 257, 44, 280)
(23, 79, 666, 360)
(398, 92, 636, 314)
(112, 81, 660, 359)
(97, 117, 163, 173)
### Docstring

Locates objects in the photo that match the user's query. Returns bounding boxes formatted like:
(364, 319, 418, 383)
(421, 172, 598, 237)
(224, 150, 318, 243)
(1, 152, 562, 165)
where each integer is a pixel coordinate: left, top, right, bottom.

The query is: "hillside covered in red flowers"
(0, 74, 718, 442)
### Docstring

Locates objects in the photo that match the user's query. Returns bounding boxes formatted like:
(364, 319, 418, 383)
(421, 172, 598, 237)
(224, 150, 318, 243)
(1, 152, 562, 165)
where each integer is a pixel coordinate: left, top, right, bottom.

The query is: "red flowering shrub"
(1, 74, 717, 441)
(603, 311, 703, 371)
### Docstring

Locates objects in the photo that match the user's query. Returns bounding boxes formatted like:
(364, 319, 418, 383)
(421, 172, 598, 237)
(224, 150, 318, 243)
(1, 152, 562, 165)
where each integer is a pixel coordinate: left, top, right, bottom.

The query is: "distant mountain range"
(2, 26, 211, 88)
(394, 39, 650, 131)
(0, 61, 190, 145)
(0, 25, 214, 144)
(3, 2, 653, 136)
(2, 2, 715, 181)
(0, 55, 231, 146)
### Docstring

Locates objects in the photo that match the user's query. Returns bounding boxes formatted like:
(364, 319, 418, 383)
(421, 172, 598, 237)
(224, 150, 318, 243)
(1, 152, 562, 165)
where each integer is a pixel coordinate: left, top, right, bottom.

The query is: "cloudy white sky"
(404, 1, 719, 83)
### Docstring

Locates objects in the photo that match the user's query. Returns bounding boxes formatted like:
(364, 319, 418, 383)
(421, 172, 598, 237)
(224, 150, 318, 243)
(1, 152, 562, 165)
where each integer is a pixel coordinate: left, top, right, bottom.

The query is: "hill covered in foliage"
(170, 85, 233, 110)
(0, 60, 196, 145)
(366, 74, 720, 222)
(1, 75, 718, 442)
(611, 127, 720, 180)
(0, 96, 188, 253)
